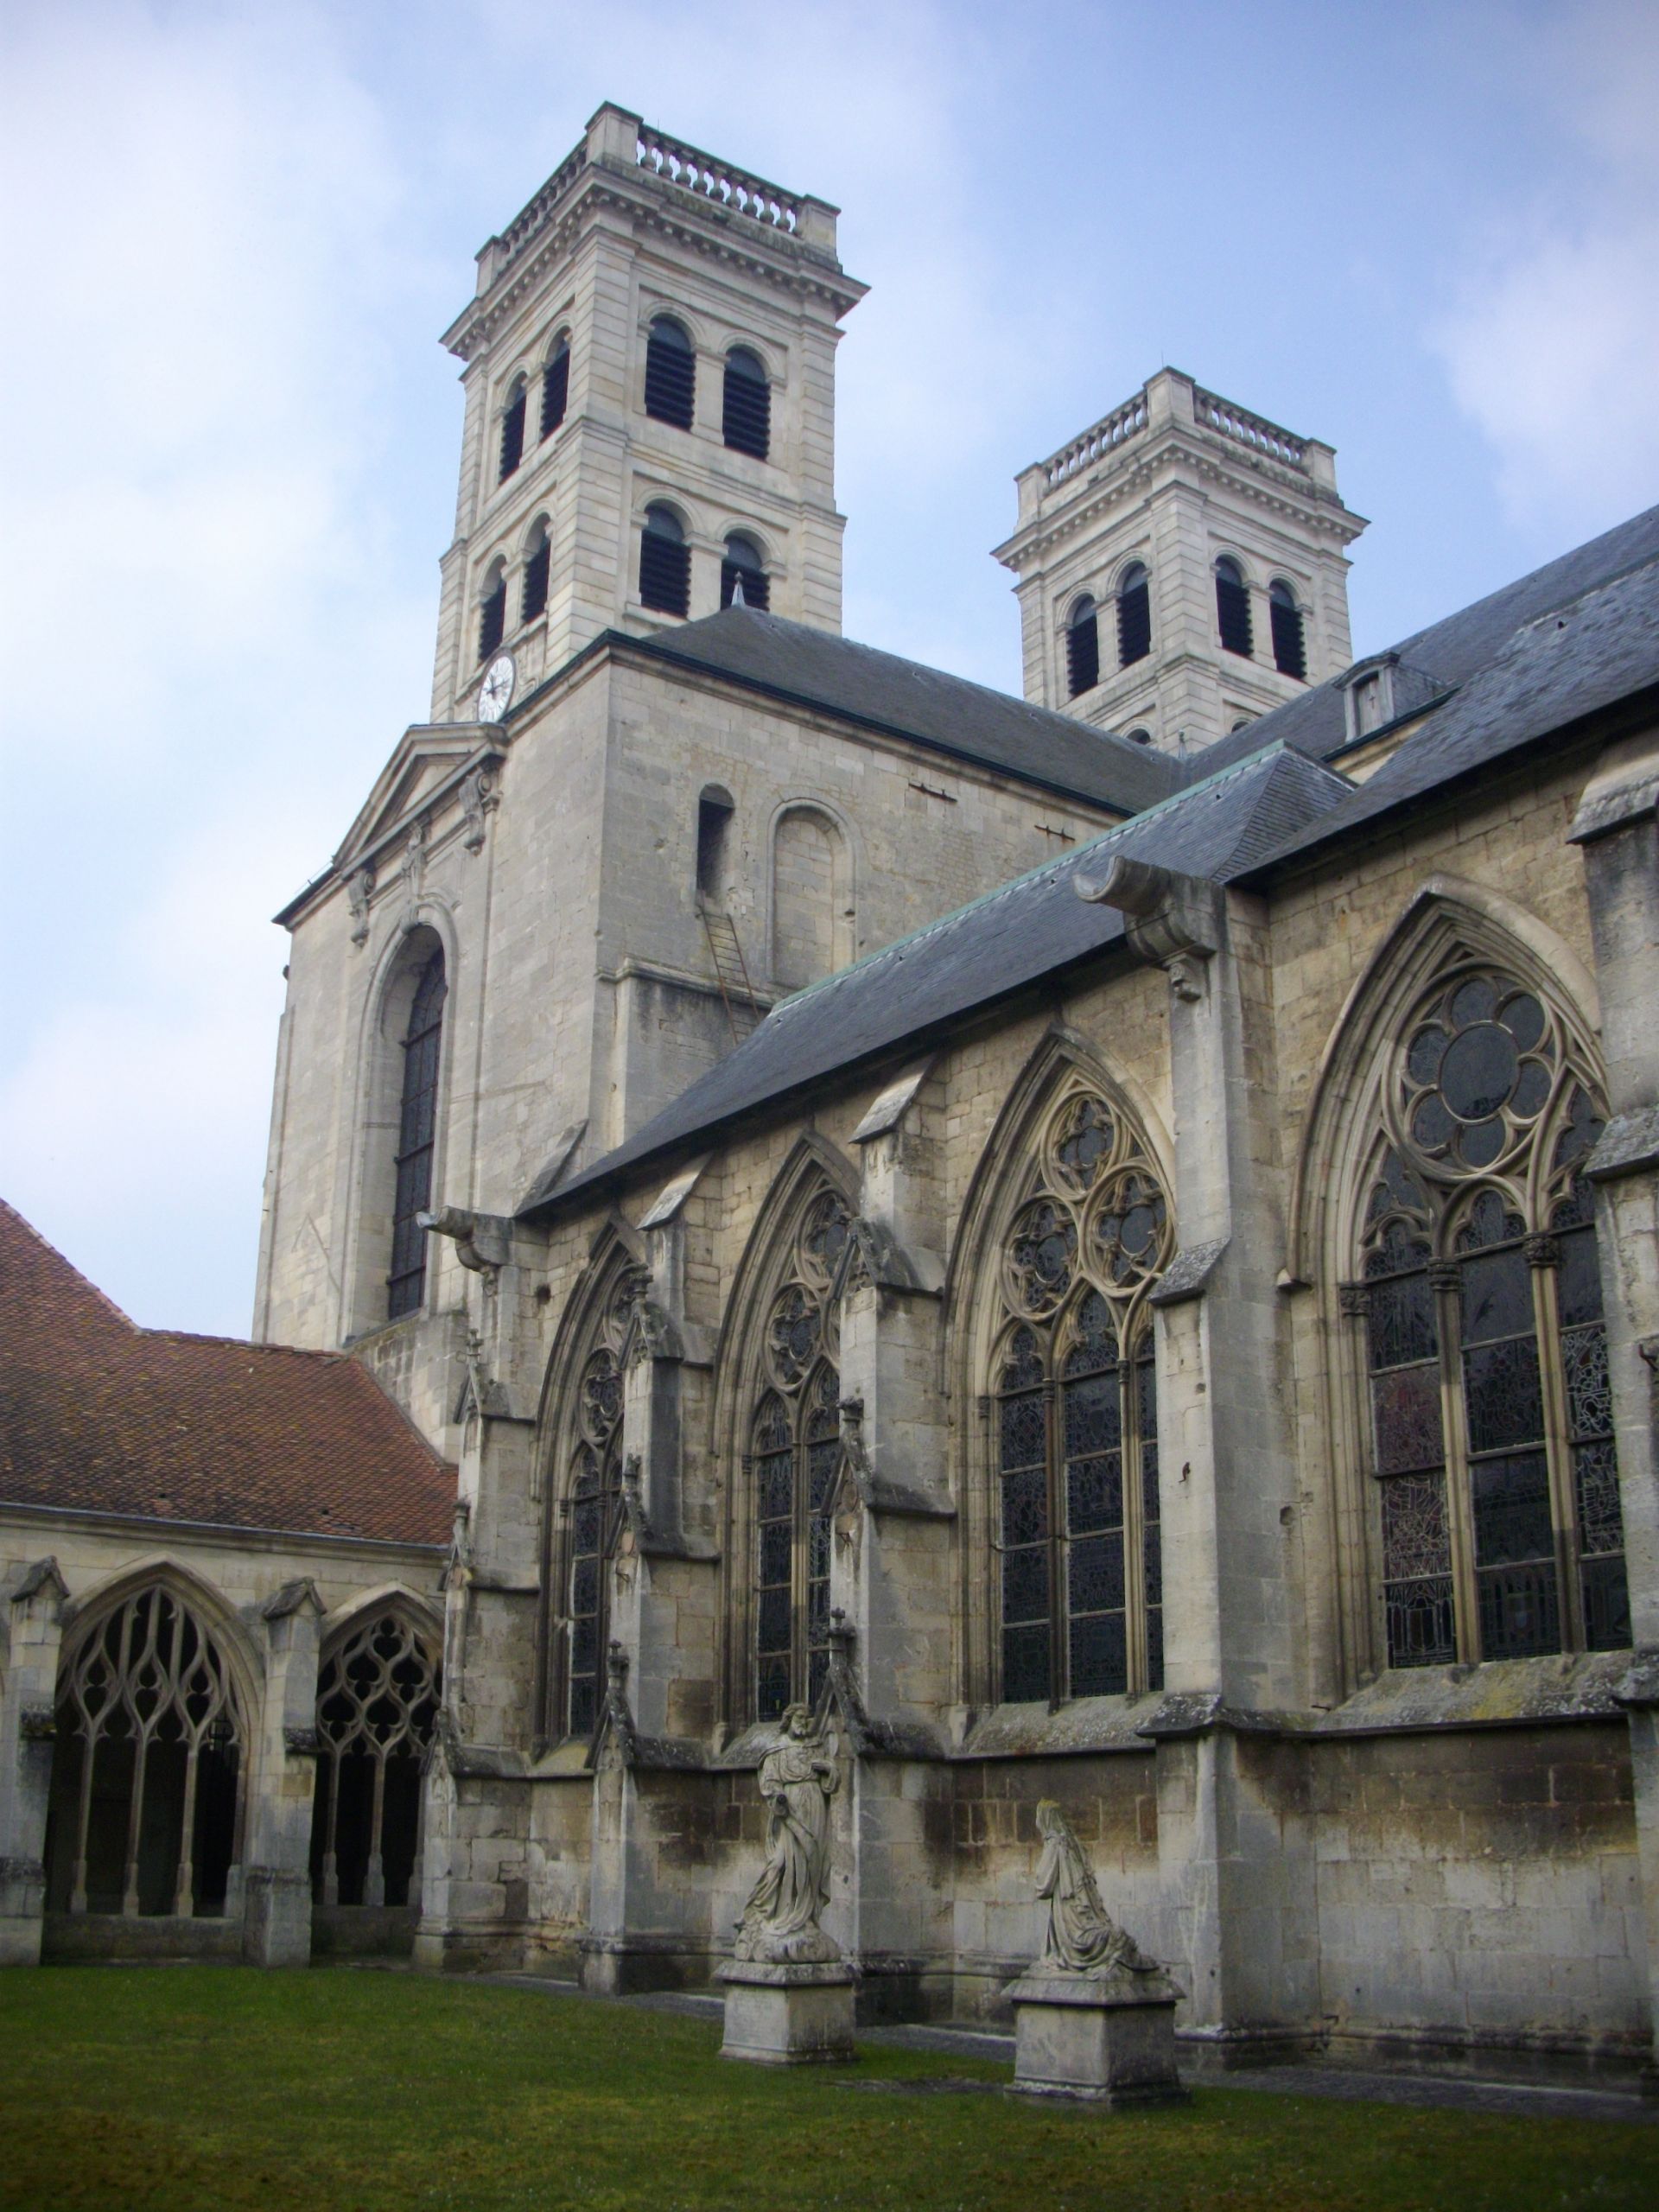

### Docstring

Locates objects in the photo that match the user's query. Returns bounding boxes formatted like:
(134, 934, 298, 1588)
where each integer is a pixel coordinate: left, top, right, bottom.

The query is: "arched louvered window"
(478, 561, 507, 662)
(992, 1090, 1172, 1703)
(1116, 562, 1151, 668)
(721, 532, 770, 610)
(388, 949, 445, 1319)
(521, 519, 550, 624)
(541, 335, 570, 441)
(1065, 596, 1099, 698)
(1215, 556, 1253, 658)
(722, 346, 771, 460)
(639, 503, 690, 617)
(644, 315, 696, 429)
(751, 1191, 851, 1719)
(1125, 727, 1152, 747)
(499, 377, 527, 482)
(1355, 969, 1629, 1667)
(1270, 579, 1306, 680)
(311, 1611, 439, 1910)
(45, 1585, 245, 1918)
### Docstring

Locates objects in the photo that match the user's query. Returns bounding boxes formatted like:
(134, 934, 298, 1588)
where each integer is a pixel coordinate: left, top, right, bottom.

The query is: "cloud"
(1432, 2, 1659, 534)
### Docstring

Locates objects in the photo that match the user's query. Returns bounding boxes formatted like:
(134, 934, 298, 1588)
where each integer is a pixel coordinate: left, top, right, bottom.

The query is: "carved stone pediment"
(333, 728, 502, 876)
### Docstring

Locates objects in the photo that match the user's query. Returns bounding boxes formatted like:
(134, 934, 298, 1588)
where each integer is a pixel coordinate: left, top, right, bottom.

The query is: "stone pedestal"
(1006, 1967, 1188, 2107)
(716, 1958, 857, 2064)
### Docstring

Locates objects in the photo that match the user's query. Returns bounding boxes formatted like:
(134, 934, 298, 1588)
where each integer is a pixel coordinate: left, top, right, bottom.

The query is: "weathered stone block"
(716, 1959, 857, 2063)
(1006, 1969, 1188, 2107)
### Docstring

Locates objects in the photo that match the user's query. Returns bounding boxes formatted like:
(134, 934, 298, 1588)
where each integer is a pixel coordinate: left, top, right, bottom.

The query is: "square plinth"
(1006, 1972, 1188, 2107)
(716, 1960, 857, 2065)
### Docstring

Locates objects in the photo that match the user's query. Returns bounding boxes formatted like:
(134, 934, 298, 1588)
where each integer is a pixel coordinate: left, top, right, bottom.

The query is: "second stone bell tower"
(430, 103, 868, 721)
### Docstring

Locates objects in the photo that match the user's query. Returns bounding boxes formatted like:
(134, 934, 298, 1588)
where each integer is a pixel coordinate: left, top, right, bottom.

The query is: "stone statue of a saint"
(1033, 1800, 1160, 1978)
(734, 1704, 840, 1964)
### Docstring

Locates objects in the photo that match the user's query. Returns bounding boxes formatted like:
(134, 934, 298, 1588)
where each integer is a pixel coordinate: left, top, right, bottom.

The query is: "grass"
(1, 1967, 1656, 2212)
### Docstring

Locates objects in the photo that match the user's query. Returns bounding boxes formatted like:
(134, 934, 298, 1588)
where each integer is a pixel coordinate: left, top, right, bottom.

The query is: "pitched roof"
(0, 1201, 454, 1547)
(529, 744, 1351, 1215)
(1199, 499, 1659, 775)
(616, 605, 1183, 814)
(1237, 552, 1659, 880)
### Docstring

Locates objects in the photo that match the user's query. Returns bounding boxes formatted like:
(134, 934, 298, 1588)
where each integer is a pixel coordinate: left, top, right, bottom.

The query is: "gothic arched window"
(1354, 965, 1629, 1667)
(311, 1611, 439, 1911)
(991, 1089, 1172, 1704)
(722, 346, 771, 460)
(387, 948, 446, 1319)
(1065, 595, 1099, 698)
(1116, 562, 1151, 668)
(541, 334, 570, 441)
(645, 315, 696, 429)
(1214, 556, 1252, 658)
(750, 1190, 850, 1719)
(45, 1584, 245, 1918)
(721, 532, 770, 610)
(556, 1271, 639, 1738)
(639, 503, 690, 617)
(1269, 578, 1306, 680)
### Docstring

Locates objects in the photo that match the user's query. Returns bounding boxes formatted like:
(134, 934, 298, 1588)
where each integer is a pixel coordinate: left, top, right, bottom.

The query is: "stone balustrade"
(635, 124, 802, 232)
(1193, 387, 1307, 470)
(1044, 394, 1149, 486)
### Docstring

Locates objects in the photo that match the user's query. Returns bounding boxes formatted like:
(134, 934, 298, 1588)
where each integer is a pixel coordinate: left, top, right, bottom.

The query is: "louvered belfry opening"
(478, 570, 506, 662)
(45, 1585, 245, 1919)
(721, 533, 770, 611)
(521, 527, 550, 623)
(1116, 563, 1152, 667)
(1270, 579, 1306, 679)
(1065, 597, 1099, 697)
(1215, 556, 1253, 658)
(499, 382, 526, 481)
(639, 503, 690, 616)
(722, 346, 771, 460)
(541, 340, 569, 440)
(388, 949, 446, 1319)
(644, 315, 696, 429)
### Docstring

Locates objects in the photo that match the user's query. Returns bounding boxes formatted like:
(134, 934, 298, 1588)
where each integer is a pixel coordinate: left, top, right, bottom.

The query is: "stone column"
(1571, 732, 1659, 2075)
(1076, 861, 1316, 2051)
(241, 1579, 323, 1967)
(0, 1560, 68, 1966)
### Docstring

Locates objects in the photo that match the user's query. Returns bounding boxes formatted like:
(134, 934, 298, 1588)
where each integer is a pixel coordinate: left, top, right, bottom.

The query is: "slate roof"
(613, 605, 1183, 815)
(530, 744, 1351, 1215)
(1199, 499, 1659, 775)
(0, 1201, 454, 1546)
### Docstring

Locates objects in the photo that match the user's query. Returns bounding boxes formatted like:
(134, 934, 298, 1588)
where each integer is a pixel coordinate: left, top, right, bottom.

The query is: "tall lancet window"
(750, 1190, 851, 1720)
(558, 1272, 639, 1738)
(1356, 965, 1629, 1667)
(991, 1089, 1172, 1704)
(387, 949, 445, 1319)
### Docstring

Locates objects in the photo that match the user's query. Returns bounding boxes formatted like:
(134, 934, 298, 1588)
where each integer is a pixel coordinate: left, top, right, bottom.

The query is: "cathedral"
(4, 104, 1659, 2082)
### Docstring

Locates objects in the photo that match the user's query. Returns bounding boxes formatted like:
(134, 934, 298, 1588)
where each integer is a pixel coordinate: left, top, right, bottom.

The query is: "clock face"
(477, 653, 516, 724)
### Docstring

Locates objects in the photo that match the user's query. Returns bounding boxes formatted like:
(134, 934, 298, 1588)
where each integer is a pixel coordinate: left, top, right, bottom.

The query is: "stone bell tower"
(430, 104, 867, 721)
(994, 367, 1366, 757)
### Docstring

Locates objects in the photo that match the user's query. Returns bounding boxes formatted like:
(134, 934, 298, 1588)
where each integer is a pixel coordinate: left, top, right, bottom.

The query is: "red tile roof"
(1, 1200, 454, 1547)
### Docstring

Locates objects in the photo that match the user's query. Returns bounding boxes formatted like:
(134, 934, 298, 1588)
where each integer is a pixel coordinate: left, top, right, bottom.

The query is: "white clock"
(476, 652, 516, 724)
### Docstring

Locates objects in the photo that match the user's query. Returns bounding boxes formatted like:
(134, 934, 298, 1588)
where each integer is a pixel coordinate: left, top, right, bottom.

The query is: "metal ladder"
(699, 901, 760, 1046)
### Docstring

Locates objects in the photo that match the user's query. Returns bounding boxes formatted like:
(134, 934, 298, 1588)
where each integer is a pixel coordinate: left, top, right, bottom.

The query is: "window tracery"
(46, 1585, 244, 1919)
(1355, 961, 1628, 1668)
(750, 1188, 850, 1720)
(559, 1272, 640, 1738)
(312, 1611, 439, 1911)
(991, 1086, 1172, 1704)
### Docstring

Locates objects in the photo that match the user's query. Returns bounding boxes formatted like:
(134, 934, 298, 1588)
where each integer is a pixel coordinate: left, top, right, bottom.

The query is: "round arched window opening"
(1066, 594, 1099, 698)
(639, 502, 690, 617)
(645, 315, 696, 429)
(721, 531, 770, 610)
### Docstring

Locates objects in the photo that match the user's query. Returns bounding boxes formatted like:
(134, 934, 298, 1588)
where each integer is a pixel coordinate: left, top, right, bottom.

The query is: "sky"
(2, 0, 1656, 1338)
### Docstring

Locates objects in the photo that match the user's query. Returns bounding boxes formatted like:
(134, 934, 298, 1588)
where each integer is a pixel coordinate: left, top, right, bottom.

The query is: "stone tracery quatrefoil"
(1396, 970, 1558, 1180)
(579, 1348, 623, 1445)
(765, 1282, 823, 1391)
(1005, 1196, 1078, 1318)
(1091, 1168, 1171, 1290)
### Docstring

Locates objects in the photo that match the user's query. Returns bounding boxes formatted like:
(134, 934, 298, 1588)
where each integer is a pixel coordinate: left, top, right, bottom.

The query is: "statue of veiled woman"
(1033, 1800, 1160, 1977)
(734, 1704, 840, 1963)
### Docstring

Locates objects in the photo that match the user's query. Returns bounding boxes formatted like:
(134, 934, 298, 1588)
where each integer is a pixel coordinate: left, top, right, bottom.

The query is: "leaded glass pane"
(1478, 1560, 1560, 1660)
(759, 1522, 791, 1587)
(1070, 1610, 1128, 1698)
(1067, 1452, 1122, 1536)
(1573, 1438, 1624, 1556)
(1555, 1222, 1603, 1327)
(1366, 1270, 1437, 1367)
(756, 1657, 791, 1723)
(1370, 1362, 1444, 1474)
(757, 1586, 792, 1654)
(1001, 1392, 1047, 1471)
(1002, 1624, 1050, 1705)
(1001, 1465, 1047, 1548)
(1069, 1534, 1125, 1618)
(1459, 1244, 1534, 1344)
(1385, 1574, 1456, 1669)
(1463, 1338, 1544, 1454)
(1471, 1450, 1554, 1567)
(1063, 1366, 1121, 1458)
(1381, 1474, 1454, 1668)
(757, 1450, 793, 1523)
(1562, 1324, 1611, 1444)
(1581, 1554, 1632, 1653)
(1001, 1546, 1049, 1624)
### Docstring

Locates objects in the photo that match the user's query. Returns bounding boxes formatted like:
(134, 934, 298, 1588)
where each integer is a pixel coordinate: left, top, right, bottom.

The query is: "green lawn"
(1, 1967, 1655, 2212)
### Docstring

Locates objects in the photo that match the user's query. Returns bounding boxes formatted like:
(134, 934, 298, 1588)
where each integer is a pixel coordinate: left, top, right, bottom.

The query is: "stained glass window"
(993, 1086, 1171, 1704)
(1356, 974, 1628, 1669)
(388, 950, 445, 1320)
(750, 1187, 851, 1719)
